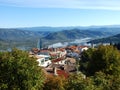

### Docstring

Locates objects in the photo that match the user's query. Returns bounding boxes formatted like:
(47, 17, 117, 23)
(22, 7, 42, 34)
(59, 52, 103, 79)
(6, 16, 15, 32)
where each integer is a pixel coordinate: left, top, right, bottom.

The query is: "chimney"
(91, 43, 94, 48)
(53, 67, 58, 76)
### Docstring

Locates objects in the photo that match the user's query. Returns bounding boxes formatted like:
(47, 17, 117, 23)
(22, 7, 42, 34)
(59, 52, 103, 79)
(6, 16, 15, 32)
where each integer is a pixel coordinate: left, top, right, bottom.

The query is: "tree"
(87, 45, 120, 76)
(114, 43, 120, 50)
(43, 75, 66, 90)
(0, 48, 45, 90)
(43, 45, 120, 90)
(92, 71, 111, 90)
(92, 71, 120, 90)
(80, 48, 95, 74)
(66, 73, 94, 90)
(80, 45, 120, 76)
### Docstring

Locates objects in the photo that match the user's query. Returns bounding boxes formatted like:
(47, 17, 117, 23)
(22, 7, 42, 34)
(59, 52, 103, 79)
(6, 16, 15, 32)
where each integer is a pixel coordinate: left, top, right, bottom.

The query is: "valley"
(0, 26, 120, 50)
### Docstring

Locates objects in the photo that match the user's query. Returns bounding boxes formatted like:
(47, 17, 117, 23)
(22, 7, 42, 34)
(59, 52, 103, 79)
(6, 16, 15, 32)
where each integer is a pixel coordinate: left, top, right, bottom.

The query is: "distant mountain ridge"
(15, 25, 120, 34)
(0, 27, 112, 41)
(0, 25, 120, 50)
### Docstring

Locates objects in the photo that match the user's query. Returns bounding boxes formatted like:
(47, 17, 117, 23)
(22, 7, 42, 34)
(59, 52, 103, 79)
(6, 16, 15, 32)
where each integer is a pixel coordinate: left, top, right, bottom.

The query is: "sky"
(0, 0, 120, 28)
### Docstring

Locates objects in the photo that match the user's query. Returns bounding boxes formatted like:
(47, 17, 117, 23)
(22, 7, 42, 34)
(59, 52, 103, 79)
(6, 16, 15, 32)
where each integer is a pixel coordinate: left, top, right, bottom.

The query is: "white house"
(59, 50, 67, 57)
(79, 46, 89, 52)
(36, 55, 51, 67)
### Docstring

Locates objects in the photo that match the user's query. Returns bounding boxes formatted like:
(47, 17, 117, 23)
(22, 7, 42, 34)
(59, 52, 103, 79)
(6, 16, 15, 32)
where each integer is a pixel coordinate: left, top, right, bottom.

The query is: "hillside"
(0, 28, 114, 50)
(0, 28, 50, 41)
(88, 34, 120, 44)
(43, 29, 111, 41)
(0, 28, 50, 50)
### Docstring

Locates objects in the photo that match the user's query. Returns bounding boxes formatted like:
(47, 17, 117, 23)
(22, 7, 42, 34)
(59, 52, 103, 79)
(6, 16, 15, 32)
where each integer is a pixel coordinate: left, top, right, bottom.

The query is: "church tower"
(37, 38, 42, 50)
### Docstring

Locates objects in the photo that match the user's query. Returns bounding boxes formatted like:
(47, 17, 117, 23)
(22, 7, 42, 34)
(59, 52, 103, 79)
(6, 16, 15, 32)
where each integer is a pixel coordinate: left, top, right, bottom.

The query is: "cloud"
(0, 0, 120, 10)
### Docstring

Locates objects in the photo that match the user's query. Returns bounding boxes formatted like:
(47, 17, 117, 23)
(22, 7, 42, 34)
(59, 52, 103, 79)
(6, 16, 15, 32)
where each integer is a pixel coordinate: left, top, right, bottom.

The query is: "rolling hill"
(0, 28, 50, 41)
(0, 27, 116, 50)
(88, 34, 120, 44)
(43, 29, 110, 41)
(0, 28, 50, 50)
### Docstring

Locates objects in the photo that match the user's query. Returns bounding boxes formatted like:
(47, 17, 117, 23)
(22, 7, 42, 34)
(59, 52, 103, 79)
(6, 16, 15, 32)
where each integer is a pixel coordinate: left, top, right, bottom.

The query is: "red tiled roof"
(52, 57, 64, 63)
(49, 53, 57, 56)
(59, 48, 65, 52)
(69, 46, 77, 49)
(78, 46, 89, 48)
(57, 70, 69, 78)
(46, 69, 69, 78)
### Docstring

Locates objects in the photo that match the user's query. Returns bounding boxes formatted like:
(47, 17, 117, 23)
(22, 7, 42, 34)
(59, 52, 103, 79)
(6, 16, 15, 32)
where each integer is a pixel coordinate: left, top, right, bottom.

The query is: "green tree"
(92, 71, 120, 90)
(80, 45, 120, 90)
(0, 48, 45, 90)
(43, 75, 66, 90)
(80, 45, 120, 76)
(87, 45, 120, 76)
(80, 48, 95, 74)
(65, 73, 95, 90)
(92, 71, 111, 90)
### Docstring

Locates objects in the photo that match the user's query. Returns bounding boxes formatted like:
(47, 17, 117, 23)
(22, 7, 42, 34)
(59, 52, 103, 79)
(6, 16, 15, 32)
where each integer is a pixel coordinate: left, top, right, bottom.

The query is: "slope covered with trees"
(88, 33, 120, 44)
(44, 29, 110, 40)
(0, 49, 45, 90)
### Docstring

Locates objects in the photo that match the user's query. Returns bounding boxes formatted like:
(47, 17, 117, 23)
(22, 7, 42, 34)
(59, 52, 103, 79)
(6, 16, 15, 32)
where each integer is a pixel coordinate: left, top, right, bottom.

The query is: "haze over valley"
(0, 25, 120, 50)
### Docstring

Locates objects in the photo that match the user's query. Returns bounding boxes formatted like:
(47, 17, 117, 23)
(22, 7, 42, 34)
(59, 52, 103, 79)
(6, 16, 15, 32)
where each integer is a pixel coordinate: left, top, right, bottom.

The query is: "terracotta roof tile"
(78, 46, 89, 48)
(57, 70, 69, 78)
(52, 57, 64, 63)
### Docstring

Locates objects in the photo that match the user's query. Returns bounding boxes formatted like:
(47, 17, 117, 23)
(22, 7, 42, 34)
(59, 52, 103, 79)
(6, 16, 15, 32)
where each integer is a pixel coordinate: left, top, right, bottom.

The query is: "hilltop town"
(29, 44, 91, 78)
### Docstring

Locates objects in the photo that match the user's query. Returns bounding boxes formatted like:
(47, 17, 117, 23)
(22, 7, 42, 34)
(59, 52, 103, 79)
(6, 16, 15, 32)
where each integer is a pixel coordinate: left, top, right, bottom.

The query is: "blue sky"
(0, 0, 120, 28)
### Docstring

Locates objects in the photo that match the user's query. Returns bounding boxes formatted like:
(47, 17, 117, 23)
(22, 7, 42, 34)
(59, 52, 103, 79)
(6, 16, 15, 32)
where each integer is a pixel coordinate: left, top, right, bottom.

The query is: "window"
(41, 59, 44, 64)
(45, 57, 49, 61)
